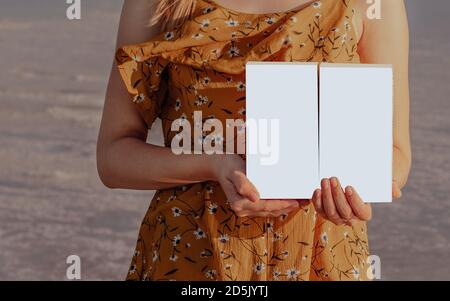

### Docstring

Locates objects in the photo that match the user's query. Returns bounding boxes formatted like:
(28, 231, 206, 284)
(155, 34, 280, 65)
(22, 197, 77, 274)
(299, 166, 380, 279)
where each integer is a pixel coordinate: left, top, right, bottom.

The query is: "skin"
(97, 0, 411, 223)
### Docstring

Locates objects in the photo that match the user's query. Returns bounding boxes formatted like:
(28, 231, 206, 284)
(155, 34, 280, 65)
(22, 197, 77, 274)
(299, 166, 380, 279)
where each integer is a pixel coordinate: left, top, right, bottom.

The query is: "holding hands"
(312, 178, 370, 226)
(211, 155, 402, 222)
(211, 154, 307, 217)
(312, 178, 402, 225)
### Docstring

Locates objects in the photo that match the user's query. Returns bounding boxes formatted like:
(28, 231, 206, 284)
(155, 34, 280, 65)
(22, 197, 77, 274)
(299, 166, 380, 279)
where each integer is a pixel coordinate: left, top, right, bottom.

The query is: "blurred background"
(0, 0, 449, 280)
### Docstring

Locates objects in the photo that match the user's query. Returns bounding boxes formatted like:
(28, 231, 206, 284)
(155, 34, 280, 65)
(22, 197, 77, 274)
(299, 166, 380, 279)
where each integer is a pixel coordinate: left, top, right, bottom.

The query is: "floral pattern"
(116, 0, 370, 281)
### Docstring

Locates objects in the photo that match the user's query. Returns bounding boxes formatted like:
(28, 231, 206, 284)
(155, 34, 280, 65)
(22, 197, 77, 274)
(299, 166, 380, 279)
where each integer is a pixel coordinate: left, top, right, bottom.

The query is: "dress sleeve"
(116, 46, 170, 128)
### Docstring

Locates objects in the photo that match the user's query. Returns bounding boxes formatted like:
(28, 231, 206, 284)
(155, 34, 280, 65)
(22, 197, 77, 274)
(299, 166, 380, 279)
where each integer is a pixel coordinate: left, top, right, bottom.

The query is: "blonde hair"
(150, 0, 197, 31)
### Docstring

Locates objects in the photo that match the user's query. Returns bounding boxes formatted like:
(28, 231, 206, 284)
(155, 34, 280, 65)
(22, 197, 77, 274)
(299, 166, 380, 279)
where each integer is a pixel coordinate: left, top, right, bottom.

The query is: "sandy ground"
(0, 0, 449, 280)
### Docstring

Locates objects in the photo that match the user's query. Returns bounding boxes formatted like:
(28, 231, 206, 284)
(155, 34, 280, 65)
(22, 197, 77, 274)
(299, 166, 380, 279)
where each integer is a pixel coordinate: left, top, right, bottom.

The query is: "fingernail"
(313, 189, 320, 197)
(330, 177, 338, 188)
(345, 186, 353, 196)
(252, 193, 260, 202)
(322, 179, 329, 189)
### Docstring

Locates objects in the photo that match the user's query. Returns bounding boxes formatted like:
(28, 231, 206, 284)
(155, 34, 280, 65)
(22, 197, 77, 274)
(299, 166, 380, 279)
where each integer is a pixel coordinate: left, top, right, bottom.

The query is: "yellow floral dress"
(116, 0, 371, 281)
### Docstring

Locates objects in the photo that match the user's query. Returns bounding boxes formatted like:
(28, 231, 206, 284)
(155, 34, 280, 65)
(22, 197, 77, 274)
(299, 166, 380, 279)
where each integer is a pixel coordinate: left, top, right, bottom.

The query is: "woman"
(97, 0, 411, 281)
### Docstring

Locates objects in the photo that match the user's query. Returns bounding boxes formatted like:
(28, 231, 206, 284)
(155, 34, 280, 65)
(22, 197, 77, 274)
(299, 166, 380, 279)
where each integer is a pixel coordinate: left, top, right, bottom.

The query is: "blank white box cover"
(319, 63, 393, 203)
(246, 62, 319, 199)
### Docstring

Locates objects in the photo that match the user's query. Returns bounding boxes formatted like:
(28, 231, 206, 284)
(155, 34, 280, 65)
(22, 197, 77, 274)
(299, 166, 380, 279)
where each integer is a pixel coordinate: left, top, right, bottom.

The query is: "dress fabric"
(116, 0, 371, 281)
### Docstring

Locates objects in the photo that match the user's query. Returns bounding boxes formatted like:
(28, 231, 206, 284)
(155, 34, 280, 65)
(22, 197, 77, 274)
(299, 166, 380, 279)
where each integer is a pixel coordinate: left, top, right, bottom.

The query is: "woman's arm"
(312, 0, 412, 225)
(357, 0, 412, 189)
(97, 0, 217, 190)
(97, 0, 300, 216)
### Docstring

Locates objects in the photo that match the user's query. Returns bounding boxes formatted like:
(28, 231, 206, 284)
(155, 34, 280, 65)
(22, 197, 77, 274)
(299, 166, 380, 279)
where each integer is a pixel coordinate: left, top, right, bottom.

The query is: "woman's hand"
(311, 178, 370, 226)
(210, 154, 303, 217)
(312, 177, 403, 225)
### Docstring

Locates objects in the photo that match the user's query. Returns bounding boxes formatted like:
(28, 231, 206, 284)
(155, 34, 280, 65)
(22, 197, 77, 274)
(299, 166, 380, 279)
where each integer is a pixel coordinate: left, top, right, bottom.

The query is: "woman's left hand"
(311, 178, 403, 226)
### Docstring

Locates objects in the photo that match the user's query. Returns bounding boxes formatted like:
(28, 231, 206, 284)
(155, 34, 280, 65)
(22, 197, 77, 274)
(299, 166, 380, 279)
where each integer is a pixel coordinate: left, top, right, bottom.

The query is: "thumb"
(230, 171, 260, 203)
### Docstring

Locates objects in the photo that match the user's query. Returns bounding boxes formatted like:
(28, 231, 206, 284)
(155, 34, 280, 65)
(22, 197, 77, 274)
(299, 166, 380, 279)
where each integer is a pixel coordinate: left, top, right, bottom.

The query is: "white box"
(245, 62, 393, 203)
(319, 63, 393, 203)
(246, 62, 319, 199)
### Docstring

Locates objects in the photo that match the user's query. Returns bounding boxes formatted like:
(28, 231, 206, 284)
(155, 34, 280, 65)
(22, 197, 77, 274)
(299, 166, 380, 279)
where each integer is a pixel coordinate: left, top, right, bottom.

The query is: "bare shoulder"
(116, 0, 161, 47)
(350, 0, 406, 43)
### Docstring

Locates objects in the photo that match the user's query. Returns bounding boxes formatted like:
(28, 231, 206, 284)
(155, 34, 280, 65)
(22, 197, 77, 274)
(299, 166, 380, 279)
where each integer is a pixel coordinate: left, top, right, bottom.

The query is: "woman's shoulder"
(352, 0, 407, 30)
(352, 0, 408, 43)
(116, 0, 162, 47)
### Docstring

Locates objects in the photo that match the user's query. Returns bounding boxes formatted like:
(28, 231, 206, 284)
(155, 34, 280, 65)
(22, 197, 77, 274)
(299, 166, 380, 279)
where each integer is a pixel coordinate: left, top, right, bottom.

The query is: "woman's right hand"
(210, 154, 303, 217)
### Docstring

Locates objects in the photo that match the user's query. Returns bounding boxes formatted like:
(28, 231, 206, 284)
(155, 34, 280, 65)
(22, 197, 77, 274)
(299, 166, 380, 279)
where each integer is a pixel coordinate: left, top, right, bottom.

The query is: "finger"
(345, 186, 372, 221)
(392, 180, 402, 199)
(229, 171, 260, 202)
(221, 179, 252, 214)
(312, 189, 325, 217)
(244, 204, 299, 217)
(267, 207, 297, 217)
(242, 210, 278, 218)
(262, 200, 300, 212)
(312, 189, 333, 221)
(330, 177, 353, 222)
(240, 199, 266, 212)
(321, 178, 344, 225)
(233, 200, 270, 217)
(237, 211, 267, 217)
(240, 200, 299, 217)
(238, 198, 301, 217)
